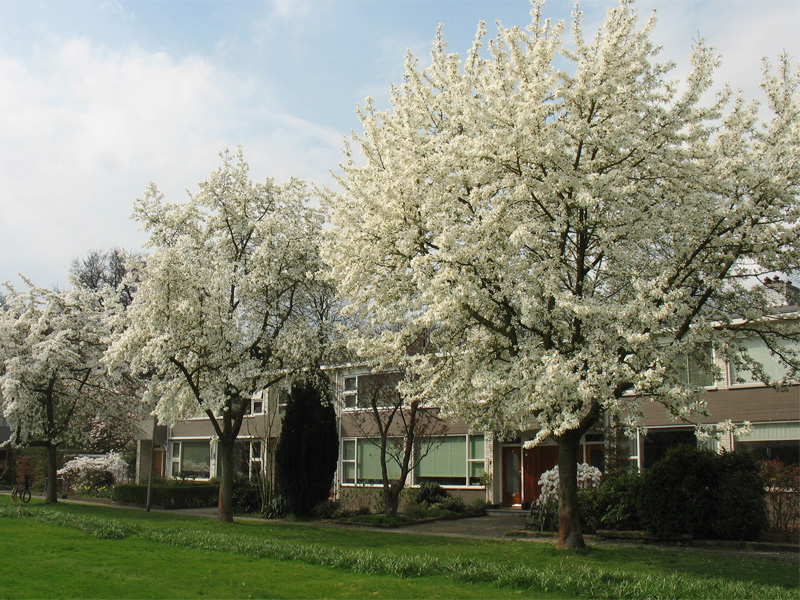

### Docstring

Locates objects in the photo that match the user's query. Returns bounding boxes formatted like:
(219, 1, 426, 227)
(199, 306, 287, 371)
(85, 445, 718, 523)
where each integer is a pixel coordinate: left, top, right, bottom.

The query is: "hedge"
(113, 483, 218, 509)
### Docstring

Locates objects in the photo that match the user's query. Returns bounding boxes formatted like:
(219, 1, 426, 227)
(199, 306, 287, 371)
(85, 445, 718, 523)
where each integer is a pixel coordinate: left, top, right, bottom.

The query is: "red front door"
(502, 446, 522, 506)
(523, 445, 559, 505)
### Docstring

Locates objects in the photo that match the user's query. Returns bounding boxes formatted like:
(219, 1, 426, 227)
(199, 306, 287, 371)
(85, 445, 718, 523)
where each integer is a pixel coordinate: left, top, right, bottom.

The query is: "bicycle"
(11, 475, 31, 504)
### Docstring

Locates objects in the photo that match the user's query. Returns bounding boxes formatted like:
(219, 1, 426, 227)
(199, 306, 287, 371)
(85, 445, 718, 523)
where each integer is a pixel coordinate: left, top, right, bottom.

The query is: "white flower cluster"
(536, 463, 602, 507)
(58, 452, 129, 486)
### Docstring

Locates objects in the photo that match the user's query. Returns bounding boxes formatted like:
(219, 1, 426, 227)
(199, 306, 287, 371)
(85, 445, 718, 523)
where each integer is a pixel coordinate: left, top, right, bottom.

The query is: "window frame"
(169, 440, 212, 480)
(342, 376, 359, 409)
(340, 434, 486, 489)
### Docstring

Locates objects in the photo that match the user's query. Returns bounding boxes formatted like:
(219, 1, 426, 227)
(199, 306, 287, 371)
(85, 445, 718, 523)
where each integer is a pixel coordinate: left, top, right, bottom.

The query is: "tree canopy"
(0, 281, 127, 502)
(106, 147, 325, 521)
(324, 0, 799, 548)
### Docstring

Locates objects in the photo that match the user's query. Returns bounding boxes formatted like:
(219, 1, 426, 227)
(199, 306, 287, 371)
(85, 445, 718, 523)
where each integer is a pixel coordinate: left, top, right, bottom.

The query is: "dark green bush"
(231, 477, 262, 514)
(637, 445, 767, 540)
(113, 482, 218, 509)
(345, 513, 406, 527)
(417, 481, 448, 505)
(275, 371, 339, 517)
(577, 489, 604, 533)
(436, 495, 466, 513)
(637, 445, 718, 538)
(713, 451, 768, 540)
(592, 470, 643, 531)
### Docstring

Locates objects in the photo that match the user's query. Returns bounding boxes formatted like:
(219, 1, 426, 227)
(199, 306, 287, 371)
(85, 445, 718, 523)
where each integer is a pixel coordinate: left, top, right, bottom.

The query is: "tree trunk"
(217, 440, 234, 523)
(384, 482, 402, 518)
(45, 444, 58, 504)
(556, 434, 585, 549)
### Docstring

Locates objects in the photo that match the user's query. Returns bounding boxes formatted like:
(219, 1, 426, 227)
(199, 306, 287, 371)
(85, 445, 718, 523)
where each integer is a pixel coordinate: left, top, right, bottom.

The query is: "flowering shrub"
(58, 452, 129, 493)
(536, 463, 602, 507)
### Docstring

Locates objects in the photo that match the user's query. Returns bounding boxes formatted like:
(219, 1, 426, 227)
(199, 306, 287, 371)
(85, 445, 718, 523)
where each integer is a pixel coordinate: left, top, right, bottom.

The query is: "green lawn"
(0, 498, 797, 599)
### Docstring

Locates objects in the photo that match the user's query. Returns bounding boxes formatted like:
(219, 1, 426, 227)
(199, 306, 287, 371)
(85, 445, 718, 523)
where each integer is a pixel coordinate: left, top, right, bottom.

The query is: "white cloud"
(0, 36, 340, 288)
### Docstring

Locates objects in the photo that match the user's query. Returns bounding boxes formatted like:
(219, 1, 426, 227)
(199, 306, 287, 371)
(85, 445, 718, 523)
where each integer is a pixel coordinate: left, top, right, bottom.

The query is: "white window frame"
(169, 439, 212, 480)
(277, 388, 290, 415)
(342, 376, 359, 409)
(250, 392, 264, 415)
(415, 434, 485, 489)
(341, 434, 486, 489)
(341, 438, 356, 485)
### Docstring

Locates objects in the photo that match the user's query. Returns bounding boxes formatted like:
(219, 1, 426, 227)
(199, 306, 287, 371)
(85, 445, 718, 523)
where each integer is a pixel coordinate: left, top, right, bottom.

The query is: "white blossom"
(324, 0, 799, 547)
(536, 463, 602, 507)
(105, 147, 324, 521)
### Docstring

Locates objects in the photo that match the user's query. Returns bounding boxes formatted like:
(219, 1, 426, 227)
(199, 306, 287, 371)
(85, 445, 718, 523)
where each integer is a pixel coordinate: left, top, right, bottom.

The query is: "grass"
(1, 497, 797, 599)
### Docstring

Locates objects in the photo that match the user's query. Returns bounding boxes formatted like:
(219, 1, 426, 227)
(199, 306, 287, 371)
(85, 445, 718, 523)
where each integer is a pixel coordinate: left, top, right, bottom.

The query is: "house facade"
(134, 320, 799, 509)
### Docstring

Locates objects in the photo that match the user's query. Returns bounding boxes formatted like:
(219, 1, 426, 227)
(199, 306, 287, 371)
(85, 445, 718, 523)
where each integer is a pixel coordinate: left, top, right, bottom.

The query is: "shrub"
(713, 451, 768, 540)
(760, 459, 800, 541)
(468, 498, 489, 516)
(592, 469, 643, 531)
(528, 498, 559, 532)
(312, 500, 340, 520)
(345, 513, 405, 527)
(113, 482, 218, 508)
(536, 463, 602, 507)
(416, 481, 448, 506)
(402, 503, 428, 520)
(434, 495, 466, 514)
(637, 445, 718, 538)
(262, 495, 289, 519)
(58, 452, 129, 492)
(638, 445, 768, 540)
(577, 489, 605, 533)
(231, 476, 262, 514)
(275, 371, 339, 517)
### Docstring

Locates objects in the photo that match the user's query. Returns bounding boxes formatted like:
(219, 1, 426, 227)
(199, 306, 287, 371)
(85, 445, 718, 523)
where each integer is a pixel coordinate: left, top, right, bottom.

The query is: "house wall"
(638, 385, 800, 427)
(132, 336, 799, 510)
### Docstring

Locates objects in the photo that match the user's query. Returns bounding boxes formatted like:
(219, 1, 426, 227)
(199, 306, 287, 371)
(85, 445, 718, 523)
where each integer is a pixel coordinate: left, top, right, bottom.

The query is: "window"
(343, 372, 403, 409)
(417, 435, 485, 487)
(730, 337, 798, 384)
(341, 435, 486, 487)
(278, 389, 289, 415)
(642, 428, 695, 469)
(340, 438, 402, 485)
(342, 439, 356, 484)
(343, 376, 358, 408)
(250, 394, 264, 415)
(468, 436, 485, 485)
(170, 441, 211, 479)
(673, 344, 714, 387)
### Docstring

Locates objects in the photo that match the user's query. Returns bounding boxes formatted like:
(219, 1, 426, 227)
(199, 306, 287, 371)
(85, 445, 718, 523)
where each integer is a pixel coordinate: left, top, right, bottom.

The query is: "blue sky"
(1, 0, 798, 289)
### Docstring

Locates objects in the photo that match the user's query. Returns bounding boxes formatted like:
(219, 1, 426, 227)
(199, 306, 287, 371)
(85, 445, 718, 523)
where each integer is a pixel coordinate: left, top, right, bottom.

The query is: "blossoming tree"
(324, 1, 800, 548)
(107, 148, 324, 522)
(0, 282, 124, 503)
